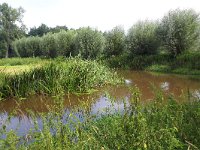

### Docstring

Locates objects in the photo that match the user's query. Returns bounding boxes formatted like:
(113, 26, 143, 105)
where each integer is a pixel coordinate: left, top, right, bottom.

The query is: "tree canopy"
(0, 2, 25, 57)
(157, 9, 200, 56)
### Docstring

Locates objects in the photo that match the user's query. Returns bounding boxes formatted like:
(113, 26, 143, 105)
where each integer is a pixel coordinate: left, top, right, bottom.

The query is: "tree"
(55, 30, 76, 56)
(75, 27, 105, 59)
(28, 23, 50, 37)
(157, 9, 200, 56)
(0, 3, 25, 58)
(49, 25, 68, 33)
(104, 26, 126, 57)
(127, 21, 160, 55)
(41, 32, 57, 58)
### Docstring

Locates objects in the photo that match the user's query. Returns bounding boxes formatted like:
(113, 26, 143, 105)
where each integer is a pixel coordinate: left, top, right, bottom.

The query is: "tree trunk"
(5, 43, 12, 58)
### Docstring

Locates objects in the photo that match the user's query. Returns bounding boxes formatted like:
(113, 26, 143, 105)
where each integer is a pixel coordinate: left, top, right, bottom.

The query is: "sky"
(1, 0, 200, 32)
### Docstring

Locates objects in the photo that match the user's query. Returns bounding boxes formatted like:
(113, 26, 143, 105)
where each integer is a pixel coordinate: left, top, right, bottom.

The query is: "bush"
(55, 30, 77, 56)
(104, 26, 126, 57)
(127, 20, 160, 55)
(75, 27, 105, 59)
(41, 32, 57, 58)
(157, 9, 200, 56)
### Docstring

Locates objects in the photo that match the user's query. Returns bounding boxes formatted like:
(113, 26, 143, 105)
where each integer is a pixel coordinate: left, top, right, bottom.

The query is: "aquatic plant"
(0, 57, 121, 98)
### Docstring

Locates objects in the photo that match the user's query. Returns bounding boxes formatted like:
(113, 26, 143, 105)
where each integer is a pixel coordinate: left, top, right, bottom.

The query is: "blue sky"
(1, 0, 200, 31)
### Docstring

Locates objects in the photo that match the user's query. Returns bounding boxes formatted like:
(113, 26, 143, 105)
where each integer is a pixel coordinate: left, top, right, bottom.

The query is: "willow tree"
(127, 21, 160, 55)
(104, 26, 126, 57)
(157, 9, 200, 56)
(0, 3, 25, 58)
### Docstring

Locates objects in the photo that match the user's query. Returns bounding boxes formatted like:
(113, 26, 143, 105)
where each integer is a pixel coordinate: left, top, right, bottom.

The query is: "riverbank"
(105, 52, 200, 76)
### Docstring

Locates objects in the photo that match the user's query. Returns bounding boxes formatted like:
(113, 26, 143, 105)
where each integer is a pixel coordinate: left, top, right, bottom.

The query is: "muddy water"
(1, 70, 200, 114)
(0, 71, 200, 135)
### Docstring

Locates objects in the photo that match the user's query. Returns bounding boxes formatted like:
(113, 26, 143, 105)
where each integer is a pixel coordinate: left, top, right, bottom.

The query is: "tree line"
(1, 2, 200, 59)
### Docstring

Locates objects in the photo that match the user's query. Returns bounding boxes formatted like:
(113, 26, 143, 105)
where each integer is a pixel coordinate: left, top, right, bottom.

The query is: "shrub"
(55, 30, 77, 56)
(41, 32, 57, 58)
(75, 27, 105, 59)
(127, 20, 160, 55)
(104, 26, 126, 57)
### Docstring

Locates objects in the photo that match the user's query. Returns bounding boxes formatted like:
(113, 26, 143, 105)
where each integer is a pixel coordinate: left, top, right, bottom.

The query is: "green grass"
(146, 64, 200, 76)
(0, 88, 199, 149)
(0, 57, 47, 66)
(0, 57, 122, 98)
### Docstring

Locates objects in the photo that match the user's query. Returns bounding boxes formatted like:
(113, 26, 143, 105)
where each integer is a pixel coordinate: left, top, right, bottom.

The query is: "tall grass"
(0, 57, 121, 98)
(0, 88, 199, 149)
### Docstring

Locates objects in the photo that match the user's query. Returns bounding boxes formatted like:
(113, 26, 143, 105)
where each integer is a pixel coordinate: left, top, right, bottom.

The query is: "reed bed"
(0, 57, 121, 98)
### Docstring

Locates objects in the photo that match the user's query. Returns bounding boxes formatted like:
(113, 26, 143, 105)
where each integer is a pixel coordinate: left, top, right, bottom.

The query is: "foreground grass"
(0, 88, 199, 149)
(0, 57, 121, 98)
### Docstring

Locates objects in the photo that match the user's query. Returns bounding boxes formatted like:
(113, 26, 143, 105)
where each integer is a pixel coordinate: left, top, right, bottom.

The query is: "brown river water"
(0, 71, 200, 135)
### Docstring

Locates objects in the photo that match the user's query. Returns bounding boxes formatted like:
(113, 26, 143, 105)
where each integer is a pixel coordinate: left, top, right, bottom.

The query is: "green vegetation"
(104, 26, 126, 57)
(0, 88, 199, 149)
(127, 20, 160, 55)
(0, 3, 200, 149)
(1, 3, 200, 76)
(0, 57, 121, 98)
(0, 57, 45, 66)
(0, 3, 25, 58)
(157, 9, 200, 56)
(75, 27, 105, 59)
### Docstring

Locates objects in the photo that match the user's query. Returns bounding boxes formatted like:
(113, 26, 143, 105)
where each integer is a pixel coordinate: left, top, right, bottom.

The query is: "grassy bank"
(0, 57, 121, 98)
(105, 52, 200, 75)
(0, 88, 199, 149)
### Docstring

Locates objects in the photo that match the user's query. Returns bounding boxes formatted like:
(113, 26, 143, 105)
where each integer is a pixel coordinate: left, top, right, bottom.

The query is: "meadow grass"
(0, 88, 199, 149)
(0, 57, 47, 66)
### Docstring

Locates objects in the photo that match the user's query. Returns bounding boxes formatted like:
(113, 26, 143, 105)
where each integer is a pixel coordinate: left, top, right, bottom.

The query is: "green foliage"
(0, 58, 121, 98)
(104, 26, 126, 57)
(157, 9, 200, 56)
(28, 24, 68, 36)
(127, 20, 160, 55)
(0, 3, 26, 58)
(55, 30, 76, 56)
(174, 52, 200, 70)
(75, 27, 105, 59)
(28, 24, 50, 37)
(41, 32, 57, 58)
(146, 64, 171, 73)
(13, 36, 43, 57)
